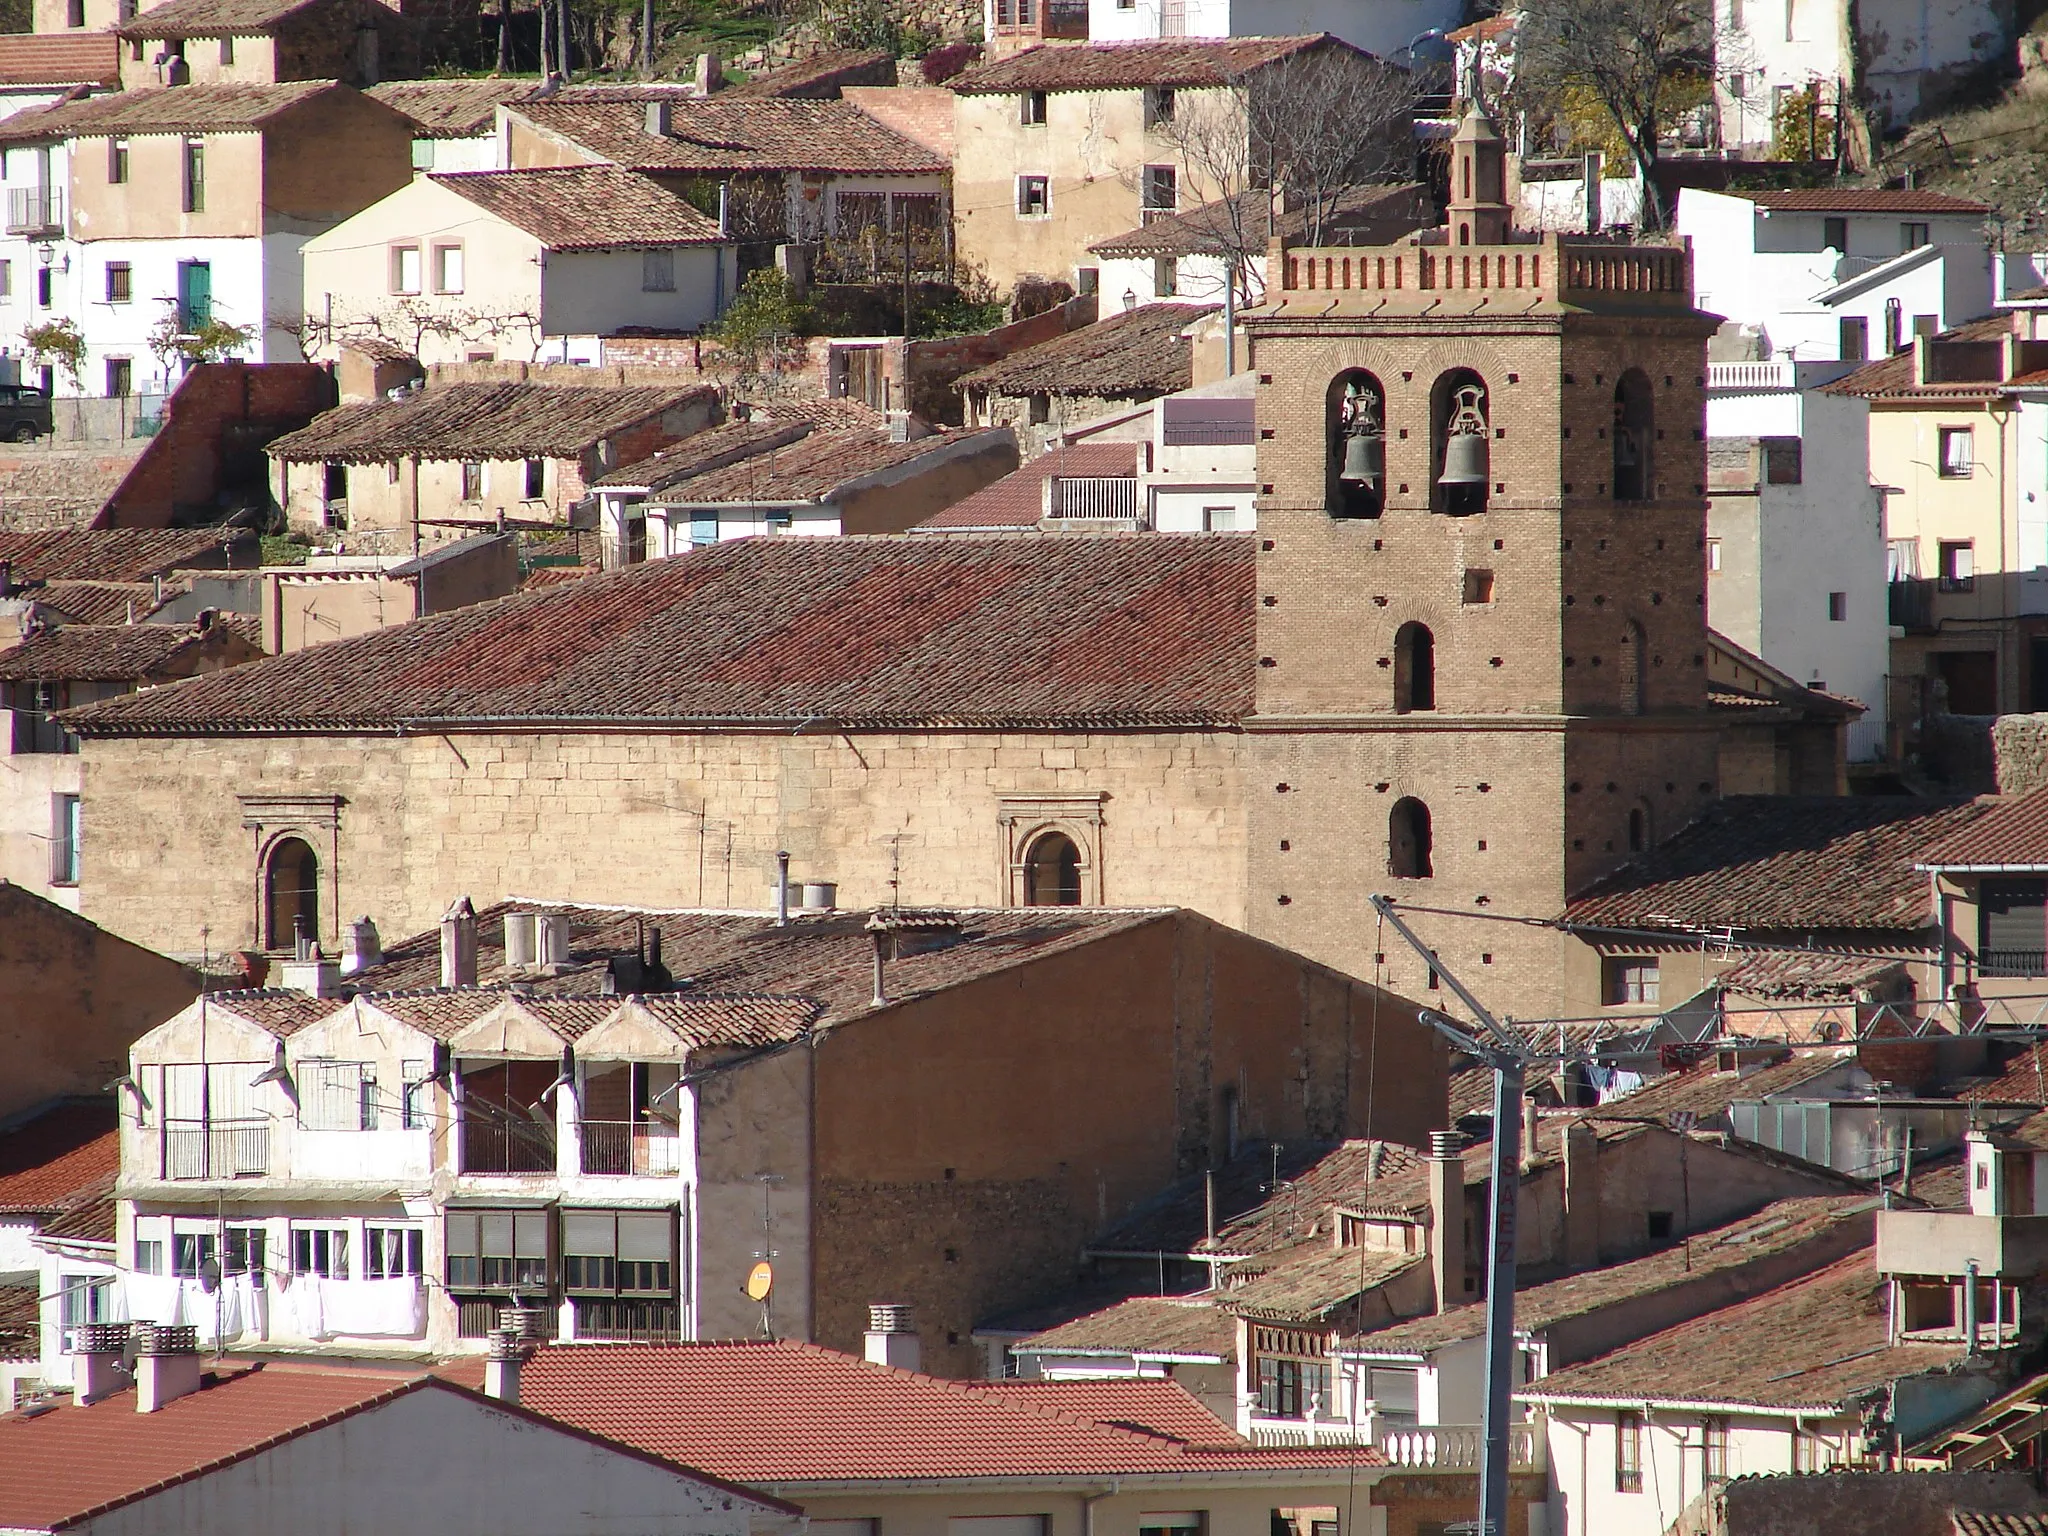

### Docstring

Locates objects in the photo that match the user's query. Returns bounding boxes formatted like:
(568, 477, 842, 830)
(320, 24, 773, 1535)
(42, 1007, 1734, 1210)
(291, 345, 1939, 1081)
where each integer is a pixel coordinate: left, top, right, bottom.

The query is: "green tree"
(710, 268, 816, 374)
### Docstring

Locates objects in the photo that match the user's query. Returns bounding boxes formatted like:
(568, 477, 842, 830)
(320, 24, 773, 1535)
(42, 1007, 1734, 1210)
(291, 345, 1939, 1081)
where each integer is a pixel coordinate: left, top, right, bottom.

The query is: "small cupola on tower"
(1447, 99, 1509, 246)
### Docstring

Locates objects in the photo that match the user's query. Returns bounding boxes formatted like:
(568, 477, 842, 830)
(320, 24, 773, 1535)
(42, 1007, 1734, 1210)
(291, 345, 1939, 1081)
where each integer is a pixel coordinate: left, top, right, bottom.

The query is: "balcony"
(1246, 1416, 1544, 1471)
(578, 1121, 682, 1176)
(7, 185, 61, 236)
(460, 1116, 555, 1175)
(1889, 578, 1936, 632)
(1048, 476, 1142, 523)
(1877, 1208, 2048, 1278)
(1982, 949, 2048, 978)
(162, 1120, 268, 1180)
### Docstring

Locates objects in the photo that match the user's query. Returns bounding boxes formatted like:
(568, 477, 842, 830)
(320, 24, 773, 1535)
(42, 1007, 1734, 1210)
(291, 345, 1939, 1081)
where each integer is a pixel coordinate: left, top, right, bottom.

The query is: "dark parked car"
(0, 384, 52, 441)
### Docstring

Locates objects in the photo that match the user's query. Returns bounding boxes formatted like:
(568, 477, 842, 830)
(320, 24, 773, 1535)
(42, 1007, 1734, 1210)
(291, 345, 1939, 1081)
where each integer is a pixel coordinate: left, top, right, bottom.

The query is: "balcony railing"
(1246, 1417, 1543, 1471)
(460, 1117, 555, 1175)
(162, 1120, 269, 1180)
(579, 1121, 683, 1176)
(1981, 949, 2048, 978)
(1049, 476, 1142, 522)
(7, 185, 61, 235)
(1889, 578, 1935, 631)
(572, 1297, 682, 1341)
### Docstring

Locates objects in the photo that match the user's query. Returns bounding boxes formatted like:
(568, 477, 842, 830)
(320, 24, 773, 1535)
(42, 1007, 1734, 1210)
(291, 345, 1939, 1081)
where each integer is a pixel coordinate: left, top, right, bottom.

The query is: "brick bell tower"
(1242, 105, 1724, 1020)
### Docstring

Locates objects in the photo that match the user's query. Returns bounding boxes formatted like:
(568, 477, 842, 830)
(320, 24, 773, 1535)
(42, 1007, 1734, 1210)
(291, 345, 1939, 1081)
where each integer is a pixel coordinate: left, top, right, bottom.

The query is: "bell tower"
(1242, 203, 1724, 1018)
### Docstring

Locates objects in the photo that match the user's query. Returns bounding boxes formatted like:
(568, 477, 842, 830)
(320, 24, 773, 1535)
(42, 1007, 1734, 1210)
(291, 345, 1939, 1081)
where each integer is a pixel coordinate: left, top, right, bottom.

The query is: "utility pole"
(1370, 895, 1525, 1536)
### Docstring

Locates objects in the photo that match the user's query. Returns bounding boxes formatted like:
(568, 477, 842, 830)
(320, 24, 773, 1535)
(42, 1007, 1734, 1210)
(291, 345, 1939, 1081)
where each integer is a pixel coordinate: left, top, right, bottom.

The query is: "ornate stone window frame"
(998, 792, 1106, 907)
(239, 793, 344, 952)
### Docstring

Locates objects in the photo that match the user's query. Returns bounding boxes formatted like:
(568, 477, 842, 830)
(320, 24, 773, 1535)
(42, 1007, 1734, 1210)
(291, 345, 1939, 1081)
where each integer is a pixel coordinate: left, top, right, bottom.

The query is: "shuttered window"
(1982, 880, 2048, 978)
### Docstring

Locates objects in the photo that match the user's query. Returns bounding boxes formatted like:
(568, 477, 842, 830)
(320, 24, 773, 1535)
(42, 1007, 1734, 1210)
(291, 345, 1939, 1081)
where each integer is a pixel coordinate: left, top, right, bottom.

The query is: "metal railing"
(7, 186, 61, 235)
(1049, 476, 1142, 521)
(1889, 578, 1936, 631)
(162, 1120, 269, 1180)
(460, 1118, 555, 1175)
(1982, 950, 2048, 979)
(572, 1297, 682, 1341)
(578, 1121, 683, 1176)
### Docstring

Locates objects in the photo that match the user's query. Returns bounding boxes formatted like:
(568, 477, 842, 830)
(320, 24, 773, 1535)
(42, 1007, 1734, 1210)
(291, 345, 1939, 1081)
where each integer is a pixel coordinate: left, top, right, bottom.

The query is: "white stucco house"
(301, 165, 736, 368)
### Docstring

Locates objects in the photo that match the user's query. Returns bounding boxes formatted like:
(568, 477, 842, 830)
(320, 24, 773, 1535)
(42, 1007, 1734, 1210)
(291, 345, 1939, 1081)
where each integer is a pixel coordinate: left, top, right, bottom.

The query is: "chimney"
(864, 1304, 920, 1371)
(71, 1321, 130, 1405)
(341, 915, 382, 975)
(483, 1324, 535, 1406)
(644, 98, 672, 136)
(194, 607, 218, 633)
(279, 944, 342, 998)
(537, 911, 570, 970)
(1427, 1130, 1466, 1314)
(775, 850, 791, 926)
(1562, 1120, 1599, 1271)
(1582, 150, 1602, 235)
(694, 50, 723, 95)
(1521, 1100, 1541, 1166)
(133, 1323, 201, 1412)
(801, 880, 837, 913)
(441, 896, 478, 987)
(866, 912, 891, 1006)
(504, 911, 539, 969)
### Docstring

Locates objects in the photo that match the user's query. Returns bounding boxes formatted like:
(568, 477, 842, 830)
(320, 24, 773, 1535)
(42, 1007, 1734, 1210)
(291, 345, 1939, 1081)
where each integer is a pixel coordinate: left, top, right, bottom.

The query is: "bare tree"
(1514, 0, 1718, 229)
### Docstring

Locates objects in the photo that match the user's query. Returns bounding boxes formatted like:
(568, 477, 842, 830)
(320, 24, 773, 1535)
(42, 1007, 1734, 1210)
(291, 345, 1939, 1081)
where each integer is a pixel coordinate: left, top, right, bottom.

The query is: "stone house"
(0, 80, 415, 393)
(499, 93, 951, 260)
(301, 166, 738, 370)
(264, 379, 717, 551)
(960, 301, 1212, 456)
(0, 615, 259, 905)
(112, 0, 418, 92)
(112, 899, 1442, 1376)
(362, 77, 548, 174)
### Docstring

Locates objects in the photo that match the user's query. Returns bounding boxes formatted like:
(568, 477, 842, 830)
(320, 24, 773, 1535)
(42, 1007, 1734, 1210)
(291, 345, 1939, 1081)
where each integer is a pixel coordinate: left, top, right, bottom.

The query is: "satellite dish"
(199, 1258, 222, 1295)
(744, 1260, 774, 1302)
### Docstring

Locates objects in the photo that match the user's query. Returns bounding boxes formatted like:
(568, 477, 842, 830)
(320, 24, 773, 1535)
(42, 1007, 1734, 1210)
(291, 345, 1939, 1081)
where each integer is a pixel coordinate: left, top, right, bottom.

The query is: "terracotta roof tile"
(1822, 315, 2017, 400)
(363, 989, 817, 1045)
(1522, 1250, 1962, 1411)
(32, 581, 169, 625)
(0, 529, 249, 582)
(1016, 1295, 1236, 1359)
(967, 1378, 1237, 1441)
(66, 534, 1255, 732)
(720, 47, 896, 98)
(1564, 796, 1988, 933)
(444, 1339, 1382, 1479)
(961, 304, 1214, 398)
(199, 989, 349, 1038)
(1448, 1064, 1495, 1120)
(1965, 1042, 2048, 1105)
(1714, 949, 1914, 997)
(364, 77, 548, 136)
(1955, 1513, 2048, 1536)
(1218, 1245, 1423, 1322)
(266, 382, 710, 464)
(0, 621, 254, 683)
(644, 427, 992, 505)
(37, 1179, 117, 1245)
(1348, 1194, 1878, 1357)
(918, 442, 1138, 529)
(0, 1101, 117, 1213)
(1090, 183, 1430, 259)
(597, 418, 814, 491)
(0, 34, 120, 86)
(118, 0, 333, 37)
(0, 80, 347, 141)
(0, 1282, 35, 1360)
(512, 96, 947, 175)
(949, 35, 1345, 94)
(1917, 789, 2048, 868)
(1717, 188, 1989, 215)
(430, 166, 725, 250)
(1595, 1049, 1856, 1123)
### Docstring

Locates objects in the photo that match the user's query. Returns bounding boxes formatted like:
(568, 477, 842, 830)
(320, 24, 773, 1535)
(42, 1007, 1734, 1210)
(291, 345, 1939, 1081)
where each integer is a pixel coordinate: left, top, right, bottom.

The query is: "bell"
(1438, 431, 1489, 487)
(1340, 429, 1384, 489)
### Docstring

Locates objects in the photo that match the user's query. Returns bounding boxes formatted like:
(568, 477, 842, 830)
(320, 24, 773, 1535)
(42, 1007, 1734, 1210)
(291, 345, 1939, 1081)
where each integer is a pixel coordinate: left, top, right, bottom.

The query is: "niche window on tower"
(1388, 797, 1433, 879)
(1023, 830, 1083, 906)
(1430, 369, 1489, 516)
(1328, 370, 1386, 519)
(1612, 369, 1654, 501)
(1393, 621, 1435, 713)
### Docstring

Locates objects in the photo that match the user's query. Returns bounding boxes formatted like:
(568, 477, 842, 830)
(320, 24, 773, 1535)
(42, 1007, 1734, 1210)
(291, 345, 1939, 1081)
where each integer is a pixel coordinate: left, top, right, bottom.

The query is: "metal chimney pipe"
(866, 913, 889, 1006)
(775, 850, 791, 926)
(1965, 1259, 1980, 1355)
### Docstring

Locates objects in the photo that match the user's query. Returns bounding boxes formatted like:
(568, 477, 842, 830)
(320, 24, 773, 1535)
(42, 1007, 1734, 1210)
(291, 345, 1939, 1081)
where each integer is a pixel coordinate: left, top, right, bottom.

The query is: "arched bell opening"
(1430, 368, 1489, 516)
(1613, 369, 1654, 502)
(1327, 370, 1387, 520)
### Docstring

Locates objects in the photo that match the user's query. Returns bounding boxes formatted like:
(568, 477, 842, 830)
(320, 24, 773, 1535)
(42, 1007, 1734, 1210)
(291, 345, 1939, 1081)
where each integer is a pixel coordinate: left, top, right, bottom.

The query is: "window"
(108, 138, 128, 184)
(365, 1225, 423, 1278)
(1388, 797, 1432, 879)
(1153, 255, 1177, 297)
(445, 1209, 550, 1292)
(1368, 1366, 1420, 1423)
(0, 260, 11, 298)
(1628, 805, 1648, 853)
(104, 357, 130, 397)
(1620, 619, 1645, 716)
(1024, 830, 1082, 906)
(399, 1060, 429, 1128)
(1647, 1209, 1675, 1240)
(1828, 590, 1847, 622)
(134, 1238, 163, 1275)
(391, 243, 421, 295)
(433, 243, 463, 294)
(301, 1060, 378, 1131)
(64, 0, 82, 24)
(264, 836, 318, 951)
(1201, 505, 1239, 532)
(104, 261, 130, 304)
(1027, 392, 1050, 425)
(219, 34, 233, 63)
(1604, 957, 1661, 1005)
(1017, 176, 1049, 216)
(1256, 1355, 1330, 1418)
(50, 793, 79, 885)
(291, 1224, 350, 1278)
(181, 136, 204, 213)
(172, 1231, 217, 1278)
(1902, 221, 1930, 250)
(35, 268, 50, 308)
(1141, 164, 1176, 216)
(1939, 540, 1975, 592)
(461, 461, 483, 500)
(1703, 1417, 1728, 1481)
(1979, 879, 2047, 977)
(563, 1209, 676, 1296)
(1793, 1428, 1827, 1472)
(1707, 537, 1724, 574)
(1939, 426, 1973, 478)
(524, 457, 545, 499)
(1144, 86, 1175, 129)
(176, 259, 210, 328)
(1020, 89, 1047, 125)
(1612, 369, 1654, 501)
(1462, 568, 1495, 604)
(1394, 622, 1435, 712)
(129, 37, 142, 59)
(641, 248, 675, 293)
(1330, 369, 1388, 517)
(1821, 215, 1847, 251)
(1616, 1411, 1644, 1492)
(225, 1224, 266, 1278)
(1840, 315, 1868, 360)
(58, 1275, 111, 1328)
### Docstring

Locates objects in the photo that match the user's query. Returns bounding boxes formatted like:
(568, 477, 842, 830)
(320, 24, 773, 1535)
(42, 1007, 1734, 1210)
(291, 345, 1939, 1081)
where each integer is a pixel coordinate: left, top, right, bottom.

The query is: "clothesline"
(121, 1272, 425, 1342)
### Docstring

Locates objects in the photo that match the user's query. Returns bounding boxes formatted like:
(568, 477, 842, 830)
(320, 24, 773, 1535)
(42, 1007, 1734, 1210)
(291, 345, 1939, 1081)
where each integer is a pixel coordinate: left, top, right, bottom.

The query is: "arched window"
(1430, 369, 1489, 516)
(1627, 803, 1650, 854)
(1613, 370, 1654, 501)
(1619, 620, 1645, 716)
(1388, 798, 1433, 879)
(1327, 370, 1386, 520)
(1023, 831, 1083, 906)
(1394, 621, 1435, 712)
(265, 836, 319, 952)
